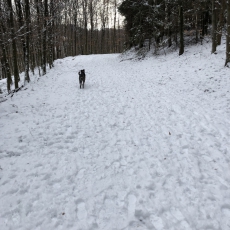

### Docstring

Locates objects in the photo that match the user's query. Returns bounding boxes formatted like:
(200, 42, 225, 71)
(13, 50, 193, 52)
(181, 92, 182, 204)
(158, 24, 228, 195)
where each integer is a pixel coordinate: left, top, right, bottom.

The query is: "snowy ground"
(0, 41, 230, 230)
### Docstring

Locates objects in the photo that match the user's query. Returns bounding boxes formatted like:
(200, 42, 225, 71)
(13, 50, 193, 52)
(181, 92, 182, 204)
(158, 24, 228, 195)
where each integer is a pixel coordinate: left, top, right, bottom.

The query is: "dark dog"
(79, 69, 86, 89)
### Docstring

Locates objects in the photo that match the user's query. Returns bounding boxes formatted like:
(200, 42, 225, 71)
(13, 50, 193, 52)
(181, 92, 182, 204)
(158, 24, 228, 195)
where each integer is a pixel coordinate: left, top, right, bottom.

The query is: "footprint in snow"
(75, 199, 87, 221)
(77, 168, 86, 179)
(128, 194, 137, 219)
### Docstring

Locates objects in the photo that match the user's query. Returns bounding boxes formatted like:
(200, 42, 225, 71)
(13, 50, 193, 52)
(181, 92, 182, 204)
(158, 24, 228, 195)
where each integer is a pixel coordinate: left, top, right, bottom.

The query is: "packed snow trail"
(0, 44, 230, 230)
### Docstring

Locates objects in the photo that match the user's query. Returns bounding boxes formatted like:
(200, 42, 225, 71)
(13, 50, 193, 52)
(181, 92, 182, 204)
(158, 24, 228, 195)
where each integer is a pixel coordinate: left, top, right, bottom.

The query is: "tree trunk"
(0, 9, 12, 92)
(35, 0, 42, 76)
(83, 0, 88, 55)
(42, 0, 48, 75)
(217, 0, 225, 45)
(165, 2, 172, 48)
(179, 3, 184, 56)
(24, 0, 30, 83)
(113, 0, 117, 52)
(89, 0, 94, 54)
(101, 1, 107, 53)
(195, 12, 198, 44)
(6, 0, 20, 89)
(30, 48, 35, 75)
(15, 0, 26, 69)
(74, 16, 77, 55)
(212, 0, 217, 53)
(48, 0, 54, 68)
(225, 0, 230, 66)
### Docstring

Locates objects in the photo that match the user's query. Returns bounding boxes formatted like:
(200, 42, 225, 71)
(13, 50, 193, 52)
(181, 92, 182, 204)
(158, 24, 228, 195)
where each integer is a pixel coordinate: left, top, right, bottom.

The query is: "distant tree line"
(0, 0, 125, 92)
(118, 0, 230, 65)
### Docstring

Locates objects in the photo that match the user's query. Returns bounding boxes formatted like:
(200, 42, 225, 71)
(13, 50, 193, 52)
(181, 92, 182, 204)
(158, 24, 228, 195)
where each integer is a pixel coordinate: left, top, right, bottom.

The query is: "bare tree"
(216, 0, 225, 45)
(82, 0, 88, 54)
(212, 0, 217, 53)
(225, 0, 230, 66)
(42, 0, 48, 75)
(113, 0, 117, 52)
(6, 0, 20, 89)
(0, 2, 12, 92)
(24, 0, 30, 83)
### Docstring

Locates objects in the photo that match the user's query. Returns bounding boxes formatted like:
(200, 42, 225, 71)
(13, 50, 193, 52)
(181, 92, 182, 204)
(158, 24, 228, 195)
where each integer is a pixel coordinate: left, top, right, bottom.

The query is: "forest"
(118, 0, 230, 62)
(0, 0, 230, 93)
(0, 0, 125, 92)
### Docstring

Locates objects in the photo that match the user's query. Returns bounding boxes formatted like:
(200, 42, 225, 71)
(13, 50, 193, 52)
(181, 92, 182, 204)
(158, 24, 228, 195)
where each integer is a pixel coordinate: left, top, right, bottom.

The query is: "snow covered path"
(1, 45, 230, 230)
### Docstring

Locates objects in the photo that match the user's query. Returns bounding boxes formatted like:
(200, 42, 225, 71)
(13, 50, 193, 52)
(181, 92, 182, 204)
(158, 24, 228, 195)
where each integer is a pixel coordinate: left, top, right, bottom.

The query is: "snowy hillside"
(0, 40, 230, 230)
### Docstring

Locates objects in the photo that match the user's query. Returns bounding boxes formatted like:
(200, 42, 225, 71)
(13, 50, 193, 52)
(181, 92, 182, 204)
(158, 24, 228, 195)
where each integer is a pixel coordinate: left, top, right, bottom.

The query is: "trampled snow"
(0, 41, 230, 230)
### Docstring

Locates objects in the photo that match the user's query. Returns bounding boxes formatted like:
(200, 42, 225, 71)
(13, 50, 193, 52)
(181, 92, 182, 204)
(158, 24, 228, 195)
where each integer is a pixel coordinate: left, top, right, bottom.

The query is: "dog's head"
(79, 69, 85, 75)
